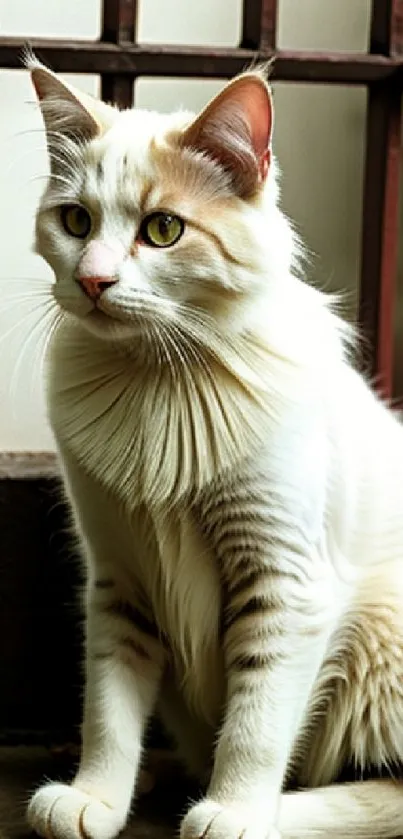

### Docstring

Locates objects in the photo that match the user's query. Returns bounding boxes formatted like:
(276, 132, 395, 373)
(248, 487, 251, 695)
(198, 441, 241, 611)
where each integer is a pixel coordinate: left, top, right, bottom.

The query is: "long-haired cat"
(25, 57, 403, 839)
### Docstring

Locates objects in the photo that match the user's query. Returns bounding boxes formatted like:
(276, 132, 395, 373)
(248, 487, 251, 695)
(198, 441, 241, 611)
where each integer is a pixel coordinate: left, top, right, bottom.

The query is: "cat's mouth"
(90, 289, 173, 328)
(83, 298, 155, 341)
(91, 299, 144, 325)
(87, 307, 113, 323)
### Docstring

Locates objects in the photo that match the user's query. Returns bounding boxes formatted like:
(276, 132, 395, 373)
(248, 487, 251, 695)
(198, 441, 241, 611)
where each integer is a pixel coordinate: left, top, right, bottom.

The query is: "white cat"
(26, 57, 403, 839)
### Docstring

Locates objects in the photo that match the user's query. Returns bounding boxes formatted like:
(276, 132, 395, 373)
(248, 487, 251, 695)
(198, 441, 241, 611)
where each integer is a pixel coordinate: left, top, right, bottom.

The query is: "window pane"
(137, 0, 242, 47)
(135, 77, 225, 112)
(273, 83, 366, 318)
(0, 0, 101, 39)
(277, 0, 371, 53)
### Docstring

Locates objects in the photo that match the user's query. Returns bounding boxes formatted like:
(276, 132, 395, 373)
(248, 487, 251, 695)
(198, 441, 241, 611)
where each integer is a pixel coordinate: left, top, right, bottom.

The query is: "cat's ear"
(181, 69, 273, 198)
(27, 53, 116, 144)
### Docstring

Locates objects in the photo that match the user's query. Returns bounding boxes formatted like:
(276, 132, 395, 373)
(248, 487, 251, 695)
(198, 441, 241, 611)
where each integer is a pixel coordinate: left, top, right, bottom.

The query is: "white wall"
(0, 0, 374, 450)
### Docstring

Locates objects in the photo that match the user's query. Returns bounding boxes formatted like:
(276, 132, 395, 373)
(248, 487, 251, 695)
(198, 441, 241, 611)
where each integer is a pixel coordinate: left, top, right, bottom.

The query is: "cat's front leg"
(182, 479, 338, 839)
(28, 580, 165, 839)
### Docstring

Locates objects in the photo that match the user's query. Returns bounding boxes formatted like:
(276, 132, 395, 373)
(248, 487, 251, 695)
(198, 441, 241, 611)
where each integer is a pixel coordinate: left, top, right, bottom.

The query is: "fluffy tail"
(279, 780, 403, 839)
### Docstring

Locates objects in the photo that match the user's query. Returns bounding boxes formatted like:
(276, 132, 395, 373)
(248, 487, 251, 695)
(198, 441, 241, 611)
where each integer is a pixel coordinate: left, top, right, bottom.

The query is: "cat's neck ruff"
(48, 316, 284, 510)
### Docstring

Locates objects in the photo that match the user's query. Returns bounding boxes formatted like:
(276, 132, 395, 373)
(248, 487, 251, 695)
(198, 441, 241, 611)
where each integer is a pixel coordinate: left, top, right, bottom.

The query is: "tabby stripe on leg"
(94, 578, 114, 589)
(231, 652, 279, 670)
(90, 652, 112, 661)
(216, 529, 309, 564)
(215, 534, 265, 555)
(90, 638, 151, 662)
(200, 483, 276, 520)
(205, 509, 270, 535)
(121, 637, 151, 661)
(103, 599, 159, 639)
(227, 567, 273, 599)
(227, 561, 301, 598)
(225, 594, 281, 630)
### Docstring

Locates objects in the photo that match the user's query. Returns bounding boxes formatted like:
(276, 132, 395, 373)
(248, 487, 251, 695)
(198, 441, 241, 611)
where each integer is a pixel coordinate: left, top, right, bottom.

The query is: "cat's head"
(29, 58, 294, 350)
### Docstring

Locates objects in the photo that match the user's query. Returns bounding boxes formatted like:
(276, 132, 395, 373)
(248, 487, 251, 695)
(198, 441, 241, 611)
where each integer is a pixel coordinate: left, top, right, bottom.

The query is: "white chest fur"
(48, 320, 269, 509)
(148, 509, 224, 723)
(49, 322, 228, 722)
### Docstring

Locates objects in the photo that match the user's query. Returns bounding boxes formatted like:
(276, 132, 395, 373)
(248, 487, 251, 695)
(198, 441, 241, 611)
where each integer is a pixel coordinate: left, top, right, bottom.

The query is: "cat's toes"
(181, 799, 280, 839)
(27, 782, 127, 839)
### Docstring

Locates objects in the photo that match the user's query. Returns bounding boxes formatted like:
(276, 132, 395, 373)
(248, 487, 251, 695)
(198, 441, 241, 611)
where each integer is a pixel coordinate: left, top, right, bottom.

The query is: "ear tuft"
(27, 52, 116, 148)
(181, 70, 273, 199)
(21, 43, 42, 73)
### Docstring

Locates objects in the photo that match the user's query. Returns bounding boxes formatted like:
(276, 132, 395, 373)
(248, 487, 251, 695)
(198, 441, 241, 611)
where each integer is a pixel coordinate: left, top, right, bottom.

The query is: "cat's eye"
(140, 212, 184, 248)
(61, 205, 92, 239)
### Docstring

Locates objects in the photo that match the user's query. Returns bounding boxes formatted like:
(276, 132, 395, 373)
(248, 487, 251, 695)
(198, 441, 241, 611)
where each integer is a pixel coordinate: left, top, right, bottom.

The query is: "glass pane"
(135, 77, 225, 112)
(137, 0, 242, 47)
(0, 72, 99, 451)
(273, 83, 367, 319)
(277, 0, 371, 53)
(0, 0, 101, 39)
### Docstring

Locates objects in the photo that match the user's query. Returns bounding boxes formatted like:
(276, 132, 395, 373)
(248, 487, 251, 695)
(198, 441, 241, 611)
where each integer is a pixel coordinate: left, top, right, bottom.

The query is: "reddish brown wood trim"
(370, 0, 403, 57)
(391, 0, 403, 57)
(4, 40, 403, 84)
(101, 0, 137, 44)
(241, 0, 277, 51)
(376, 89, 401, 398)
(371, 0, 395, 54)
(359, 85, 402, 396)
(101, 0, 137, 108)
(101, 75, 133, 108)
(359, 0, 403, 398)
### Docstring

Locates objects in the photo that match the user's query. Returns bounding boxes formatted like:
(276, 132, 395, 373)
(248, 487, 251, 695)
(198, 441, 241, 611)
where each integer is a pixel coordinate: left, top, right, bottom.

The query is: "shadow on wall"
(394, 112, 403, 399)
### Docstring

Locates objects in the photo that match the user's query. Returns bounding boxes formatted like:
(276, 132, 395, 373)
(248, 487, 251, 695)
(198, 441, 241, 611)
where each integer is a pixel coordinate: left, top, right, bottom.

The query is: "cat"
(24, 55, 403, 839)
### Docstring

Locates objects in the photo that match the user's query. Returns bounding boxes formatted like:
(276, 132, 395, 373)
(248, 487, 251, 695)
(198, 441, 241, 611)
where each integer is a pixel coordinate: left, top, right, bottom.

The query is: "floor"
(0, 746, 194, 839)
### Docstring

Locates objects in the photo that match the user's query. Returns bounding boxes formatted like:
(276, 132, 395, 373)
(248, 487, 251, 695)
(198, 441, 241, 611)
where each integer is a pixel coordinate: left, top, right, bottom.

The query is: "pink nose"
(78, 275, 118, 301)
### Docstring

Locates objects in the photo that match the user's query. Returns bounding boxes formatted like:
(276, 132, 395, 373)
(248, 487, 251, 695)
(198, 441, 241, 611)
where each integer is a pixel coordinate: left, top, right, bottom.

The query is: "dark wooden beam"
(359, 0, 403, 397)
(241, 0, 278, 50)
(101, 0, 137, 43)
(359, 84, 401, 395)
(101, 0, 137, 108)
(370, 0, 403, 57)
(101, 73, 133, 109)
(5, 40, 403, 84)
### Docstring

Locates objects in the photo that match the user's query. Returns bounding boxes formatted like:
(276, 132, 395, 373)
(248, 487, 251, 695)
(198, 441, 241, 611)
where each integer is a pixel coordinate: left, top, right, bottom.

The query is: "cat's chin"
(81, 309, 142, 342)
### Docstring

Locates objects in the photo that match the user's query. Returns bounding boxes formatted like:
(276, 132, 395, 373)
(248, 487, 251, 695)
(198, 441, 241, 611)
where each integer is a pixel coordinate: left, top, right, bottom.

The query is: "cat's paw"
(27, 782, 127, 839)
(180, 799, 280, 839)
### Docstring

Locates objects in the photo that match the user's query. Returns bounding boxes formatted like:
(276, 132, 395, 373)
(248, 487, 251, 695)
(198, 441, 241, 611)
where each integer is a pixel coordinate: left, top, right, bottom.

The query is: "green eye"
(61, 205, 91, 239)
(140, 212, 184, 248)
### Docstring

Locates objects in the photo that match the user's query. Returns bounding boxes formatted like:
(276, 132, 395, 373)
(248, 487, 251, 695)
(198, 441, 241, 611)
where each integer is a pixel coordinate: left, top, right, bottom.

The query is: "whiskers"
(140, 300, 268, 411)
(1, 125, 83, 199)
(139, 301, 219, 387)
(0, 280, 63, 417)
(163, 319, 213, 381)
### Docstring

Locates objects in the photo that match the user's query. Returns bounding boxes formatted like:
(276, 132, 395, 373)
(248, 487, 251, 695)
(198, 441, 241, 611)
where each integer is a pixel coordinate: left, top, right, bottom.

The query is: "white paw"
(27, 782, 127, 839)
(180, 799, 280, 839)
